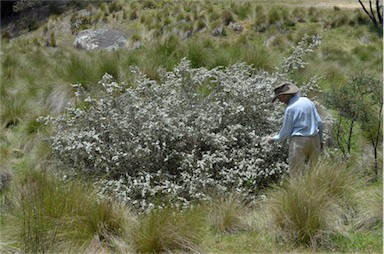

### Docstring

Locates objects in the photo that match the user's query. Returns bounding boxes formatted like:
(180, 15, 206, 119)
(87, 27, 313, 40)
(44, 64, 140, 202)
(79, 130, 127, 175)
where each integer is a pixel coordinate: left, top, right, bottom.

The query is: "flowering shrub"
(42, 35, 322, 211)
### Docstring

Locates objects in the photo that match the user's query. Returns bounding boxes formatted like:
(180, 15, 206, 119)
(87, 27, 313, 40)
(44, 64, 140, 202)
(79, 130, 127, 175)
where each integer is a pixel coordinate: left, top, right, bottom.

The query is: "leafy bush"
(42, 36, 322, 212)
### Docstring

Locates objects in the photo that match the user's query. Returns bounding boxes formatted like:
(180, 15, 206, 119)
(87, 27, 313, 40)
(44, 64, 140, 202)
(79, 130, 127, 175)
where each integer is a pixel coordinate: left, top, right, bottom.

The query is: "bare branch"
(359, 0, 375, 23)
(369, 0, 379, 27)
(376, 0, 383, 24)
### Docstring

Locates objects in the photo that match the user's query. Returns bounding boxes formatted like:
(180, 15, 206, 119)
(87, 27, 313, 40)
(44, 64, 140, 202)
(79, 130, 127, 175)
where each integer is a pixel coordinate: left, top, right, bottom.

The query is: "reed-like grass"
(0, 96, 27, 128)
(97, 51, 123, 82)
(58, 53, 98, 86)
(268, 6, 284, 24)
(330, 178, 383, 252)
(0, 1, 382, 252)
(233, 2, 252, 20)
(292, 7, 307, 21)
(261, 159, 361, 248)
(208, 193, 249, 233)
(183, 39, 210, 68)
(242, 44, 278, 72)
(131, 206, 207, 253)
(0, 169, 129, 253)
(268, 178, 331, 246)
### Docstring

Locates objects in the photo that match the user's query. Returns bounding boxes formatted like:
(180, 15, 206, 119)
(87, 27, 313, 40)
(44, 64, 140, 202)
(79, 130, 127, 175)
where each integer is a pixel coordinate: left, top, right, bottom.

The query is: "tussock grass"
(0, 96, 27, 128)
(0, 138, 12, 166)
(267, 178, 332, 246)
(221, 9, 234, 26)
(350, 8, 370, 26)
(97, 52, 122, 82)
(268, 6, 285, 24)
(292, 7, 307, 20)
(0, 169, 130, 253)
(208, 10, 221, 23)
(0, 1, 382, 253)
(330, 178, 383, 252)
(58, 53, 98, 86)
(131, 206, 207, 253)
(208, 193, 249, 233)
(240, 43, 278, 71)
(233, 2, 252, 20)
(184, 39, 210, 68)
(259, 159, 362, 248)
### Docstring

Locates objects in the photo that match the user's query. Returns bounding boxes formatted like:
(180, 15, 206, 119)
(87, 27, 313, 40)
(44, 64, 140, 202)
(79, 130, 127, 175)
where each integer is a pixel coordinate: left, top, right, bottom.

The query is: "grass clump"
(267, 176, 331, 246)
(0, 169, 129, 253)
(0, 95, 31, 129)
(221, 9, 234, 26)
(208, 193, 249, 233)
(131, 206, 206, 253)
(262, 160, 361, 248)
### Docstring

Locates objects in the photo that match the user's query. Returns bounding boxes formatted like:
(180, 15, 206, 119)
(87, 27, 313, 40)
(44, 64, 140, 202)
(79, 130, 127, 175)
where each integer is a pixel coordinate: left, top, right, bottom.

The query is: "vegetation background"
(0, 0, 382, 253)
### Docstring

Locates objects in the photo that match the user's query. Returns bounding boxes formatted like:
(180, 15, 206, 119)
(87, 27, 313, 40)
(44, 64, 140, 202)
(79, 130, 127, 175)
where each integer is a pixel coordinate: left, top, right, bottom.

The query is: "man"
(266, 82, 324, 178)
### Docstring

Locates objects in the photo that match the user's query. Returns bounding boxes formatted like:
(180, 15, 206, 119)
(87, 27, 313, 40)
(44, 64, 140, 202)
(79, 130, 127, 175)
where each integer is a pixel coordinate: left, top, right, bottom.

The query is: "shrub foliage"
(42, 36, 321, 211)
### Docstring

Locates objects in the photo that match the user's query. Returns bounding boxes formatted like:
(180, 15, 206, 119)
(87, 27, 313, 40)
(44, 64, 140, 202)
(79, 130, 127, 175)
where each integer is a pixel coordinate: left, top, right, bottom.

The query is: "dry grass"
(208, 193, 250, 233)
(254, 159, 364, 248)
(131, 206, 207, 253)
(0, 169, 130, 253)
(0, 1, 382, 253)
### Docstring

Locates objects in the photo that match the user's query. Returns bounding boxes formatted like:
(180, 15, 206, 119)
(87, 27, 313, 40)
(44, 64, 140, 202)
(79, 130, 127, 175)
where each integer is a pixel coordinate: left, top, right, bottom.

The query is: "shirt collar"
(288, 94, 300, 106)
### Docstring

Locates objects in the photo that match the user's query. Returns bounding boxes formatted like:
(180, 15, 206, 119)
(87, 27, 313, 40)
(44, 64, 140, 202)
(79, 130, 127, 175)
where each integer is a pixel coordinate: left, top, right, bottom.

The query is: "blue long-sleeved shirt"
(272, 94, 323, 143)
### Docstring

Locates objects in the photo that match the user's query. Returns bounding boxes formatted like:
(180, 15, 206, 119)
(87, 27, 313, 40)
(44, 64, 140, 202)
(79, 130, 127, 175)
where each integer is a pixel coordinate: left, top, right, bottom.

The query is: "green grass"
(208, 193, 249, 233)
(0, 160, 381, 253)
(331, 230, 383, 253)
(0, 0, 382, 253)
(131, 206, 207, 253)
(254, 159, 375, 249)
(0, 169, 129, 253)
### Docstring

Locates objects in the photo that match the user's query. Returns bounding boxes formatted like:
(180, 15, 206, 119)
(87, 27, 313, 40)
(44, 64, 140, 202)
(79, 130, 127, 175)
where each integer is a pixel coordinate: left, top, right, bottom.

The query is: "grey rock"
(229, 22, 243, 33)
(73, 29, 127, 51)
(212, 26, 224, 37)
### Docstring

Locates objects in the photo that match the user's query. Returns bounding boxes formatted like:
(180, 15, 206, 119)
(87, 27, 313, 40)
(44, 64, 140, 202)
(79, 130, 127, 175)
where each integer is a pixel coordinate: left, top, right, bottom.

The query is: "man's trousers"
(288, 135, 321, 178)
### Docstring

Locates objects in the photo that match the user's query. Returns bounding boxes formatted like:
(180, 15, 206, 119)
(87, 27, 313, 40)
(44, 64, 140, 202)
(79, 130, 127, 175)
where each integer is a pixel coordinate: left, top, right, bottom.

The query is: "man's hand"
(266, 136, 275, 144)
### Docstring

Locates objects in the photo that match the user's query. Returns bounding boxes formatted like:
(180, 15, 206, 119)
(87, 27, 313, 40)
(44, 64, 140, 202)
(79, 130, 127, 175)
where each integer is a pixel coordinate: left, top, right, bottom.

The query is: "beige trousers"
(288, 135, 321, 178)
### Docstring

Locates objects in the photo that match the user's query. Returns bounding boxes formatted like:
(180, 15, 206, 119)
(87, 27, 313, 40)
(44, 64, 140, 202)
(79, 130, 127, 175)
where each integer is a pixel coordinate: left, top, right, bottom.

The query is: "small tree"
(358, 75, 382, 180)
(325, 83, 360, 157)
(325, 73, 383, 179)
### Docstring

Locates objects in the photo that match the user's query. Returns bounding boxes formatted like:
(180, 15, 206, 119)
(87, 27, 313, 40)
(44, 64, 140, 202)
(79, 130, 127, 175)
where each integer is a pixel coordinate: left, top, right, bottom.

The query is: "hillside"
(0, 1, 382, 253)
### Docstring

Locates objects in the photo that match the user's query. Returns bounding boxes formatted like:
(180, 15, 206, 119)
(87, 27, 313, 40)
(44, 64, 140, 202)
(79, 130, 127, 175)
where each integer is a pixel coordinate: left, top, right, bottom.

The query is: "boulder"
(73, 29, 127, 51)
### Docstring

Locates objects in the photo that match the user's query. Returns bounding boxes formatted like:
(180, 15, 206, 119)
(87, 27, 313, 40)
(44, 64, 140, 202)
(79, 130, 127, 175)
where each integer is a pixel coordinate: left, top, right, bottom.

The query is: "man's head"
(272, 82, 299, 104)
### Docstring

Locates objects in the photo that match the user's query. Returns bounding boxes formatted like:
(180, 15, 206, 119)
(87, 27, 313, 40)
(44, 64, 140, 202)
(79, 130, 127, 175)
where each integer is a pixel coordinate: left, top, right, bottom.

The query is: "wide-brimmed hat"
(272, 82, 299, 102)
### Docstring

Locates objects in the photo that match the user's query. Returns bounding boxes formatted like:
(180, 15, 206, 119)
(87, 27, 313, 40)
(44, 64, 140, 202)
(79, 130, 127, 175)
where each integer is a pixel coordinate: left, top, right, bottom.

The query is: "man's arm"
(268, 110, 294, 143)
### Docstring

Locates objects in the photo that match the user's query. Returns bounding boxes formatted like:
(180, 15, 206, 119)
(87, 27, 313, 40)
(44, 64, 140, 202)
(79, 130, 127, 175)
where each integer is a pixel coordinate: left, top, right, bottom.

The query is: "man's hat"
(272, 82, 299, 102)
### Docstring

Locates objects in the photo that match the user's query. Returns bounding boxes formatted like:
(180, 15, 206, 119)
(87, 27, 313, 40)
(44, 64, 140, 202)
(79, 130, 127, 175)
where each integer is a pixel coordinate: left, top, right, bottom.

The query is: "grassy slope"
(0, 0, 382, 253)
(0, 1, 381, 169)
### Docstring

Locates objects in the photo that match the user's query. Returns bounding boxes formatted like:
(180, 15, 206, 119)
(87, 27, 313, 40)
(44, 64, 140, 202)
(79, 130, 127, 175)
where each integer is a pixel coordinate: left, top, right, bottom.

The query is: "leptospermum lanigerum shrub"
(42, 35, 322, 212)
